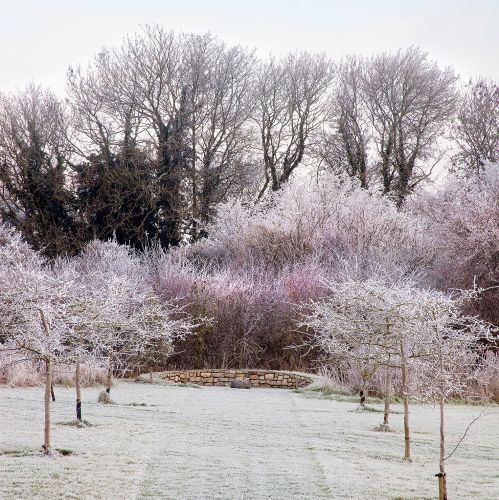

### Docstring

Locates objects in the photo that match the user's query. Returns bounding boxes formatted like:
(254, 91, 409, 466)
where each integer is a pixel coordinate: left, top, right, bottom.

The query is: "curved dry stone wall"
(158, 369, 315, 389)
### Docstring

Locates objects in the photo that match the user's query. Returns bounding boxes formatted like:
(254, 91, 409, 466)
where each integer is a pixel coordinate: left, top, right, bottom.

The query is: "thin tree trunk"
(437, 339, 448, 500)
(51, 383, 56, 402)
(401, 358, 411, 461)
(75, 358, 82, 422)
(360, 377, 367, 408)
(44, 357, 52, 455)
(149, 370, 153, 383)
(39, 309, 52, 455)
(438, 393, 448, 500)
(106, 363, 113, 395)
(383, 368, 392, 426)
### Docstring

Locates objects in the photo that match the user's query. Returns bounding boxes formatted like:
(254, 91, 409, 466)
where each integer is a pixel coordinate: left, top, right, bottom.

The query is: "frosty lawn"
(0, 382, 497, 499)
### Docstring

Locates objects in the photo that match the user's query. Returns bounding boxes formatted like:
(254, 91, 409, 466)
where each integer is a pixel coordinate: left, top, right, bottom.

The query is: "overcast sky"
(1, 0, 498, 95)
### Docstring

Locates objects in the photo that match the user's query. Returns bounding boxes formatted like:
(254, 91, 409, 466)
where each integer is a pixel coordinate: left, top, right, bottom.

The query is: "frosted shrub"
(147, 175, 434, 369)
(408, 162, 499, 323)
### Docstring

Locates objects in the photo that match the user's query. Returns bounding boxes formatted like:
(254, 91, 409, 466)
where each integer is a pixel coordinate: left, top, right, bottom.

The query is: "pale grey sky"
(1, 0, 498, 95)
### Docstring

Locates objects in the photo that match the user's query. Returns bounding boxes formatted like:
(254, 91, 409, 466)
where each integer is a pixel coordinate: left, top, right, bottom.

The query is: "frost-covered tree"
(452, 78, 498, 175)
(300, 279, 394, 409)
(301, 278, 461, 462)
(412, 290, 494, 500)
(254, 52, 334, 197)
(0, 225, 75, 453)
(74, 240, 195, 402)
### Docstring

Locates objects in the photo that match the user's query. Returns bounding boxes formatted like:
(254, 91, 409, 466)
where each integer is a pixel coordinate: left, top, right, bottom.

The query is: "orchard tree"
(413, 290, 494, 500)
(300, 278, 418, 415)
(50, 257, 110, 422)
(0, 225, 74, 454)
(73, 240, 195, 401)
(301, 278, 441, 461)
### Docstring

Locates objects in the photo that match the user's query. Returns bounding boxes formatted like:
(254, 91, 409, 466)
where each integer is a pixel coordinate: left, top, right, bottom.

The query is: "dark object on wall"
(230, 379, 251, 389)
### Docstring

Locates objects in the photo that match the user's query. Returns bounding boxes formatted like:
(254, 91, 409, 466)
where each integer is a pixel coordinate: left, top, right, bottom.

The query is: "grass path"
(0, 381, 497, 499)
(137, 385, 330, 499)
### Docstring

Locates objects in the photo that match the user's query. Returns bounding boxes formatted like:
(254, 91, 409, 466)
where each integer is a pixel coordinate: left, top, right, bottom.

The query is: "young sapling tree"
(413, 290, 494, 500)
(0, 225, 75, 454)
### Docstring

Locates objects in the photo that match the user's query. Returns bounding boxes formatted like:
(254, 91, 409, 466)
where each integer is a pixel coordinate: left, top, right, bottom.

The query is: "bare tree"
(0, 224, 74, 454)
(103, 26, 190, 247)
(254, 52, 334, 198)
(318, 57, 372, 188)
(362, 47, 457, 206)
(67, 40, 168, 249)
(182, 33, 256, 238)
(0, 85, 79, 257)
(69, 26, 257, 245)
(413, 290, 494, 500)
(451, 78, 498, 175)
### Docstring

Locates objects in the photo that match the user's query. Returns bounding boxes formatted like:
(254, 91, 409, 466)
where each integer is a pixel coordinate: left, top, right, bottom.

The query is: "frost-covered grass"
(0, 381, 497, 499)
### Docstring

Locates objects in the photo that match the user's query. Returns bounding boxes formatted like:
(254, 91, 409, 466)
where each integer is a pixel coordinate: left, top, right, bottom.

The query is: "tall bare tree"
(0, 85, 79, 257)
(254, 52, 334, 198)
(451, 78, 498, 175)
(77, 26, 257, 244)
(182, 33, 256, 238)
(318, 57, 371, 188)
(362, 47, 457, 206)
(67, 55, 158, 250)
(104, 26, 190, 247)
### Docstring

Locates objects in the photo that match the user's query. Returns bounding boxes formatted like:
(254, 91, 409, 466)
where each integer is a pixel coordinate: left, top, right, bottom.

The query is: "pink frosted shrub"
(147, 175, 432, 369)
(409, 163, 499, 324)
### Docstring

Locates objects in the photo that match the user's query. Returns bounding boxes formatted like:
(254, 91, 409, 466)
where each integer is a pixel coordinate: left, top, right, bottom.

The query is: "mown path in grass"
(136, 386, 331, 499)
